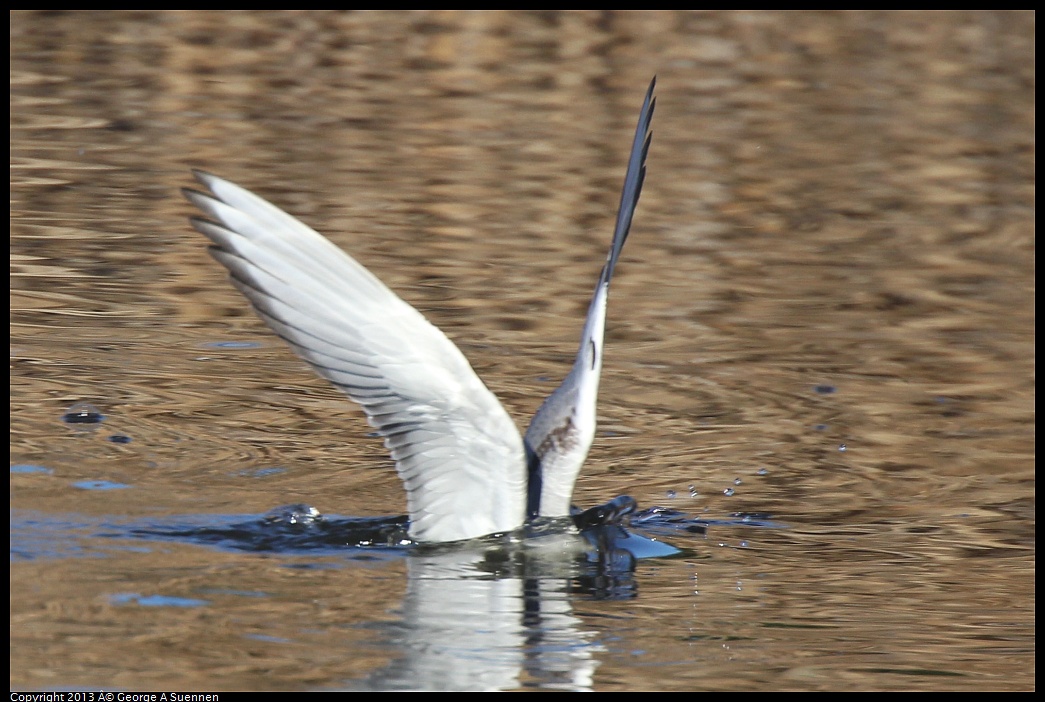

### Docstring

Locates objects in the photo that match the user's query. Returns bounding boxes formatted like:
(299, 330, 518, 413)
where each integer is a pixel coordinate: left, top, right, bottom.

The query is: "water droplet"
(813, 384, 836, 394)
(61, 402, 105, 425)
(733, 477, 742, 486)
(108, 434, 132, 444)
(756, 467, 768, 476)
(688, 484, 699, 497)
(666, 490, 677, 499)
(263, 504, 322, 526)
(838, 443, 847, 452)
(723, 487, 735, 496)
(814, 423, 828, 431)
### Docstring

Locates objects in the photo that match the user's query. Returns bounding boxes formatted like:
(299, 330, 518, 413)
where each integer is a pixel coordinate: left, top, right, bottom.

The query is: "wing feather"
(185, 171, 527, 542)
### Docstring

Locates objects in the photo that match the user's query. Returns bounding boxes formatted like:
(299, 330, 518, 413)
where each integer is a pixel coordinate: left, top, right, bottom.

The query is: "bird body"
(184, 79, 656, 543)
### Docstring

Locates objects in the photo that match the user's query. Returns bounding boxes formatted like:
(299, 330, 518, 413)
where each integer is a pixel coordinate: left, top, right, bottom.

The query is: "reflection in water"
(356, 549, 602, 691)
(14, 502, 705, 691)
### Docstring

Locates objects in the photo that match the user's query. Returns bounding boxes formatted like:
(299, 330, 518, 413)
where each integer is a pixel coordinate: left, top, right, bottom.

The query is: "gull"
(183, 78, 655, 544)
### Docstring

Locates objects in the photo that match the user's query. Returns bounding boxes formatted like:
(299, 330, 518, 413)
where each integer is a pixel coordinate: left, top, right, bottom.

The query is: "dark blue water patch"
(107, 434, 133, 444)
(202, 340, 264, 349)
(72, 480, 132, 490)
(11, 463, 53, 475)
(231, 466, 287, 478)
(9, 508, 403, 563)
(10, 513, 174, 562)
(813, 384, 837, 395)
(12, 500, 761, 567)
(110, 592, 210, 608)
(11, 511, 116, 561)
(122, 506, 414, 556)
(244, 633, 293, 644)
(629, 506, 713, 537)
(10, 503, 761, 602)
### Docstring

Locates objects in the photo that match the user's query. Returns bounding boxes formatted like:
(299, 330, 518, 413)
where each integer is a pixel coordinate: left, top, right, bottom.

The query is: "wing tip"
(190, 168, 218, 188)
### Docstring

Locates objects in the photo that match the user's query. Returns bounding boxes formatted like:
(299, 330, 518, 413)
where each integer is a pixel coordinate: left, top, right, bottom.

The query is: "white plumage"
(184, 79, 655, 543)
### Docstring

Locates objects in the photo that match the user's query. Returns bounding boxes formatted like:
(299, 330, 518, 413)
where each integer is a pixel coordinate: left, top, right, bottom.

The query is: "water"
(11, 10, 1033, 691)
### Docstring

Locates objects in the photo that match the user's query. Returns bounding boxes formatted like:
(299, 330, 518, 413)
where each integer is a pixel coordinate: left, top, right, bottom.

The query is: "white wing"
(524, 78, 656, 518)
(184, 172, 526, 543)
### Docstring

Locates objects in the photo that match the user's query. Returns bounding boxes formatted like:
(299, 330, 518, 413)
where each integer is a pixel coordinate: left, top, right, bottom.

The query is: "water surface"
(11, 10, 1034, 691)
